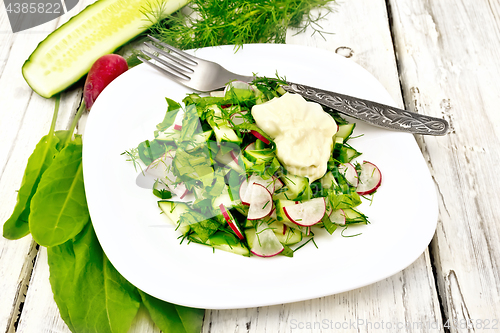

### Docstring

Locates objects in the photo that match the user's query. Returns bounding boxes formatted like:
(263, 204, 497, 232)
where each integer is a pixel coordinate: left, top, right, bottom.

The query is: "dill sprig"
(148, 0, 337, 50)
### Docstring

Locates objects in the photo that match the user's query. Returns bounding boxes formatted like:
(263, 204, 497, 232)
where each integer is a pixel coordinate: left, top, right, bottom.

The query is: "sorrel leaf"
(29, 136, 89, 247)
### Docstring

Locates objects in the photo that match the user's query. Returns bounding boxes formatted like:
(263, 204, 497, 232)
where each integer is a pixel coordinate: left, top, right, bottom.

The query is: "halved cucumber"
(22, 0, 189, 98)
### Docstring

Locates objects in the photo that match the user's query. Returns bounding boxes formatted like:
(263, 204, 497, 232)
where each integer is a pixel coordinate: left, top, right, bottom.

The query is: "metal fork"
(137, 36, 449, 135)
(138, 36, 253, 92)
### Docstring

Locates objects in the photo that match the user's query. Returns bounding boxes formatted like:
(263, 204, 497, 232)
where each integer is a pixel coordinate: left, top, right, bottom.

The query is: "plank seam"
(0, 35, 16, 80)
(3, 242, 40, 333)
(384, 0, 449, 331)
(428, 239, 451, 333)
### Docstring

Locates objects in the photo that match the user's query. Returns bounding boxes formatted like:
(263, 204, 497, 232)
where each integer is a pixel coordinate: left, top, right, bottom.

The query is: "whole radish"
(83, 54, 128, 110)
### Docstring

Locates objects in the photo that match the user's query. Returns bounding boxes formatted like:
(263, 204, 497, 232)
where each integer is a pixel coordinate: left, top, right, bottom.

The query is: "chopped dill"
(341, 225, 362, 238)
(121, 148, 142, 172)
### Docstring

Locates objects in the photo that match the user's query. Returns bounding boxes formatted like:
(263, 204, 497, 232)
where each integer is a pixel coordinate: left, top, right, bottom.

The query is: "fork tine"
(144, 42, 195, 72)
(138, 52, 190, 82)
(147, 35, 199, 65)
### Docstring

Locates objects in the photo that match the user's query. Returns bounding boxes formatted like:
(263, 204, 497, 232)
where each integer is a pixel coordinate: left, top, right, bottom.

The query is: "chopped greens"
(129, 77, 381, 257)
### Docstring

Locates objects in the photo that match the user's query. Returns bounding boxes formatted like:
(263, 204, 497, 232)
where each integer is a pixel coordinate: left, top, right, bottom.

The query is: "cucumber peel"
(22, 0, 189, 98)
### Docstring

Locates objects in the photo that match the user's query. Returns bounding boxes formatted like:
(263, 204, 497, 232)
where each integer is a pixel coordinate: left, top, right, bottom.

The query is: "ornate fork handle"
(282, 82, 449, 136)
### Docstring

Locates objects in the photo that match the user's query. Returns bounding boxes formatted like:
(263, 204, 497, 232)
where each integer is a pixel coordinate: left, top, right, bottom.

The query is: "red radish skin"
(219, 204, 244, 240)
(174, 124, 182, 131)
(240, 175, 276, 205)
(230, 151, 239, 164)
(180, 189, 189, 199)
(339, 162, 358, 187)
(250, 248, 284, 258)
(244, 142, 256, 151)
(84, 54, 128, 110)
(247, 183, 273, 220)
(250, 130, 270, 145)
(356, 161, 382, 195)
(329, 209, 346, 226)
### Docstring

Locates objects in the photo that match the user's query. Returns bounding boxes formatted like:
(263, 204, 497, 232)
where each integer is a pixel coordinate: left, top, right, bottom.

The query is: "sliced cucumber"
(343, 208, 368, 224)
(243, 149, 275, 164)
(275, 199, 297, 223)
(281, 174, 310, 200)
(332, 137, 344, 157)
(335, 124, 356, 141)
(208, 105, 242, 144)
(274, 227, 303, 245)
(158, 200, 190, 235)
(254, 139, 267, 150)
(320, 171, 337, 189)
(189, 232, 250, 256)
(22, 0, 189, 98)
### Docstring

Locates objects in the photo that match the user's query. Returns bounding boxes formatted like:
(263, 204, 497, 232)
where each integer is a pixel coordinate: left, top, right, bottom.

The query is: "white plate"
(83, 44, 438, 309)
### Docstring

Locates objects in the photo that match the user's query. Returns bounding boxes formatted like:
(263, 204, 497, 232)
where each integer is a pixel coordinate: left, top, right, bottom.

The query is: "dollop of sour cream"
(251, 92, 337, 183)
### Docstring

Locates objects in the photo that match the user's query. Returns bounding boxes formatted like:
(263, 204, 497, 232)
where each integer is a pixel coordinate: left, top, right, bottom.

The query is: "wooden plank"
(0, 9, 84, 333)
(388, 0, 500, 330)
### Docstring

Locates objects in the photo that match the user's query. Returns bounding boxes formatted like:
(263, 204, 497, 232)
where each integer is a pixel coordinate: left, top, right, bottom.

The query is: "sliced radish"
(283, 197, 326, 227)
(230, 110, 249, 126)
(244, 142, 256, 151)
(224, 81, 254, 95)
(338, 163, 358, 186)
(240, 174, 275, 205)
(239, 178, 251, 205)
(245, 220, 284, 257)
(356, 161, 382, 195)
(246, 183, 273, 220)
(248, 174, 275, 194)
(210, 90, 225, 97)
(219, 203, 244, 240)
(229, 150, 240, 164)
(329, 208, 346, 226)
(173, 124, 182, 131)
(250, 130, 270, 145)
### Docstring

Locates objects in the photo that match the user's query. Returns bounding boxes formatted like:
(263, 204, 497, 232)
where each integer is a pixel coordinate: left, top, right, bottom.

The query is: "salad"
(125, 77, 382, 258)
